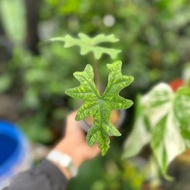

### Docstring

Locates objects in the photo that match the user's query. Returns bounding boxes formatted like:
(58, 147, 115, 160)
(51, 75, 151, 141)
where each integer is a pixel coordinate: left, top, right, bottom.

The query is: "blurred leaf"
(23, 88, 40, 109)
(50, 33, 121, 59)
(0, 0, 26, 44)
(20, 117, 53, 144)
(52, 108, 69, 120)
(45, 0, 80, 14)
(150, 114, 184, 179)
(0, 75, 12, 92)
(123, 95, 151, 158)
(146, 84, 187, 177)
(174, 87, 190, 122)
(60, 0, 80, 14)
(173, 87, 190, 140)
(123, 83, 190, 177)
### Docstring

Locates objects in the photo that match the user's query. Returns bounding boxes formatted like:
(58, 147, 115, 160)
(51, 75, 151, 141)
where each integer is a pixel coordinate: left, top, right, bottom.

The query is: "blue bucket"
(0, 120, 31, 188)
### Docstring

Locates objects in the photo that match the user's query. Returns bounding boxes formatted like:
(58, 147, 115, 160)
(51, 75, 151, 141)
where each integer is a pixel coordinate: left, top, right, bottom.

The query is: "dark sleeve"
(3, 159, 68, 190)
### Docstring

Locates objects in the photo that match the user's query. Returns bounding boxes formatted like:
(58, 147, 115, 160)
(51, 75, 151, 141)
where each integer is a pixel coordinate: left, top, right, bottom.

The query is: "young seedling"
(50, 33, 134, 155)
(50, 33, 121, 90)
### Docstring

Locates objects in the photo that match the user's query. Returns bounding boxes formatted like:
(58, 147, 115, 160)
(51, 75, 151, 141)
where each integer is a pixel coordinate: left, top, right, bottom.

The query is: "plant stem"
(92, 55, 101, 93)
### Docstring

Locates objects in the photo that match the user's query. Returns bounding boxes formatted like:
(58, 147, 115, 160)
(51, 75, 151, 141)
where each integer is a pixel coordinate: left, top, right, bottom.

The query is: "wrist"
(47, 150, 78, 179)
(54, 139, 86, 167)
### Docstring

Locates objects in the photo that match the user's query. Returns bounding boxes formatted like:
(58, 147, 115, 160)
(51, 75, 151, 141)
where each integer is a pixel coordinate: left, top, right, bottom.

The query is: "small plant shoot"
(66, 61, 134, 155)
(50, 33, 134, 155)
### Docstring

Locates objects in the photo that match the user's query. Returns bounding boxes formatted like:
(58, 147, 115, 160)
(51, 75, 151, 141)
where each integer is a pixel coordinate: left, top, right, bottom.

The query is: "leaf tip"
(101, 151, 107, 156)
(130, 76, 135, 82)
(65, 89, 70, 96)
(75, 114, 81, 121)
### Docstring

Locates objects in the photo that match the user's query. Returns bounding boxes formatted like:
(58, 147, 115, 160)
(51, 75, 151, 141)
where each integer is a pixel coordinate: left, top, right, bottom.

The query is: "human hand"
(54, 111, 100, 168)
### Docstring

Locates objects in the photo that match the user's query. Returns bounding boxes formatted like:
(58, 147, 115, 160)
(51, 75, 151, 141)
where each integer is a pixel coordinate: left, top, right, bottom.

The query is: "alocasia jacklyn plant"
(50, 33, 134, 155)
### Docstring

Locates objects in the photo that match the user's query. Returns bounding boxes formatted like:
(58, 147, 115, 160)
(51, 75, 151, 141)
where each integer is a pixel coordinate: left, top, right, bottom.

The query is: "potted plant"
(50, 33, 134, 155)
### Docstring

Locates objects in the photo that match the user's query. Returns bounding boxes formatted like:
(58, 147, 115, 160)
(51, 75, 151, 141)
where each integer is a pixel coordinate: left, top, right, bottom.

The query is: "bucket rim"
(0, 120, 27, 176)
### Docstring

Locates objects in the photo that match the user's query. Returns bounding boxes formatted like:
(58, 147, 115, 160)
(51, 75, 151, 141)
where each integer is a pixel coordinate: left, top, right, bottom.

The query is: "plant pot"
(79, 110, 126, 132)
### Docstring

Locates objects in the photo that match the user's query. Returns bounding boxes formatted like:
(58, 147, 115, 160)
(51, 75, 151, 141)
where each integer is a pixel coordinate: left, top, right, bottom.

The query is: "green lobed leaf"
(66, 60, 134, 155)
(50, 33, 121, 59)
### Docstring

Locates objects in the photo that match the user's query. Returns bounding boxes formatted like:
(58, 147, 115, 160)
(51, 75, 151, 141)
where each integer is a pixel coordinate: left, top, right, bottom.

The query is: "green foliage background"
(1, 0, 190, 189)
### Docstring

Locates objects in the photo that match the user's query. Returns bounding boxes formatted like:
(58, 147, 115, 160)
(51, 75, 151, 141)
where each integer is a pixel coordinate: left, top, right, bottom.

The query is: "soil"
(84, 110, 120, 126)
